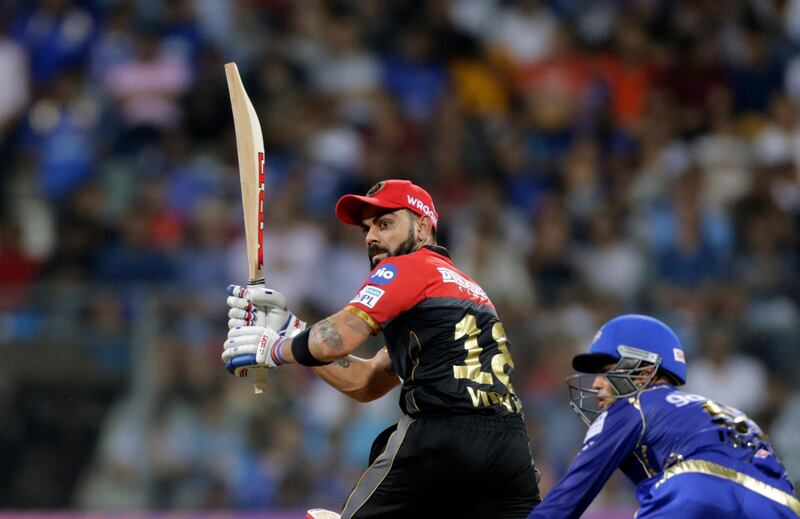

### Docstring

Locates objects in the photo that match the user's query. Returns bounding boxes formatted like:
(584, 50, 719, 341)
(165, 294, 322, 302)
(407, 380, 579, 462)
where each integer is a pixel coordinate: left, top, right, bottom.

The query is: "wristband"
(271, 337, 288, 366)
(291, 329, 331, 367)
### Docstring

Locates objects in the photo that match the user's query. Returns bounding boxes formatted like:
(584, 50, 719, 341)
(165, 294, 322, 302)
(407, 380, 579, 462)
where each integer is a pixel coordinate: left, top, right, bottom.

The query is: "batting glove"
(222, 325, 289, 376)
(226, 283, 307, 337)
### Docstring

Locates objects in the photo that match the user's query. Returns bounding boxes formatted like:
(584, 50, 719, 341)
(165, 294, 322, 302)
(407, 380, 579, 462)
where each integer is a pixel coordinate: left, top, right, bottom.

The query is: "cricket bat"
(225, 62, 269, 393)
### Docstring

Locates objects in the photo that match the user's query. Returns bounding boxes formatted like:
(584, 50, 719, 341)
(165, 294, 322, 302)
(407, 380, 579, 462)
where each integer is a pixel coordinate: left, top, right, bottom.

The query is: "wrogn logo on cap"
(406, 195, 438, 226)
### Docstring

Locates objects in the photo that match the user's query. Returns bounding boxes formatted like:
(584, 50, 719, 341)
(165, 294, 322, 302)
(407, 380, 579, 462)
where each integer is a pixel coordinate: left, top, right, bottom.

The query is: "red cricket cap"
(335, 180, 439, 229)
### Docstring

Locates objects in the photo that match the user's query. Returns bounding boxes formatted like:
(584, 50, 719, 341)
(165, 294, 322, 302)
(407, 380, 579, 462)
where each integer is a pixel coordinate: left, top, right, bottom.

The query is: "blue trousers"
(637, 473, 799, 519)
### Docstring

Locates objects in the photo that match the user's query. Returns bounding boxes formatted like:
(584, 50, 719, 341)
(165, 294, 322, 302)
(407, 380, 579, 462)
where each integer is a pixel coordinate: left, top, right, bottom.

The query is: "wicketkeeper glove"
(226, 283, 307, 337)
(222, 325, 289, 375)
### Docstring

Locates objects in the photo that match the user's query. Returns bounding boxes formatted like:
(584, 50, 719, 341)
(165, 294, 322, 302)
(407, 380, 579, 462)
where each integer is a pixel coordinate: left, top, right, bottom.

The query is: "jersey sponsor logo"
(584, 411, 606, 442)
(674, 348, 685, 363)
(437, 267, 488, 301)
(369, 264, 397, 285)
(350, 286, 385, 308)
(406, 195, 438, 225)
(665, 391, 705, 407)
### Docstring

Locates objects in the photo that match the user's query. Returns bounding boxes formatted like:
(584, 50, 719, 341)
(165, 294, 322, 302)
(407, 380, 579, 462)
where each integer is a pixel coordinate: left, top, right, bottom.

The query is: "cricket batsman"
(223, 180, 542, 518)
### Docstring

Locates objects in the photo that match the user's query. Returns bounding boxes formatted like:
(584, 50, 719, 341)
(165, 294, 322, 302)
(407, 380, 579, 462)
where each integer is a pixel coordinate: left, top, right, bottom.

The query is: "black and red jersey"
(345, 246, 523, 417)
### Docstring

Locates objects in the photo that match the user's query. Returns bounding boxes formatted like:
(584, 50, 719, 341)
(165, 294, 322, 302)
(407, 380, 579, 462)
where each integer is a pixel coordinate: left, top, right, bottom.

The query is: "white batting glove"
(222, 326, 289, 376)
(226, 283, 307, 337)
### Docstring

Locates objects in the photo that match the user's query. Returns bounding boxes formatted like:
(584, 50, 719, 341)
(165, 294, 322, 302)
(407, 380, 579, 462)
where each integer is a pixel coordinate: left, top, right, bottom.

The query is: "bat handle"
(252, 368, 269, 394)
(248, 278, 268, 393)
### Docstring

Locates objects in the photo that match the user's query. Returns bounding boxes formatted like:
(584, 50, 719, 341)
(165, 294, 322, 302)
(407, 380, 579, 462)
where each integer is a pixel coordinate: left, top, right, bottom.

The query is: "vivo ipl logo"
(370, 264, 397, 285)
(258, 151, 265, 270)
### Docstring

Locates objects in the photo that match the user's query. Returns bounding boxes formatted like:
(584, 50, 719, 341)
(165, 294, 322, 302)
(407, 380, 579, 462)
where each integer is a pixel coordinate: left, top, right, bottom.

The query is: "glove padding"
(222, 326, 288, 375)
(226, 284, 306, 337)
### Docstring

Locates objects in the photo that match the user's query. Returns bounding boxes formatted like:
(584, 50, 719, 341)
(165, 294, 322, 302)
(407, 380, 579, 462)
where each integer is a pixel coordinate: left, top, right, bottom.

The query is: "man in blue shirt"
(531, 314, 799, 518)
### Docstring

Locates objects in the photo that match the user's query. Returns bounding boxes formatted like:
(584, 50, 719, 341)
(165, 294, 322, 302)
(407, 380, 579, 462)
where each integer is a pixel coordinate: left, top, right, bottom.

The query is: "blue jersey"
(531, 385, 799, 518)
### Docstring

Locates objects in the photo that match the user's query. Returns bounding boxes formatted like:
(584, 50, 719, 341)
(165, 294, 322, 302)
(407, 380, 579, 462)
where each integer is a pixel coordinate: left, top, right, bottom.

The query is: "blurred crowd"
(1, 0, 799, 513)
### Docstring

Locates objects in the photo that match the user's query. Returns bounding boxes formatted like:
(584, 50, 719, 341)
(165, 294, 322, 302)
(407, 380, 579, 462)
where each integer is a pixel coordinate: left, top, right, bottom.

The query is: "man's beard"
(369, 228, 419, 267)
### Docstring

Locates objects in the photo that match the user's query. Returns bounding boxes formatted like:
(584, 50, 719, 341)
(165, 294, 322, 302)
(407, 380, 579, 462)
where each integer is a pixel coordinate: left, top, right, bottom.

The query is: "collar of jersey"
(422, 244, 450, 258)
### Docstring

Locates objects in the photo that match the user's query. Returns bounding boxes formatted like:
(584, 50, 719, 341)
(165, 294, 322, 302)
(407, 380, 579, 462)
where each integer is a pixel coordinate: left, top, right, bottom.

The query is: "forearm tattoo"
(314, 318, 344, 351)
(335, 358, 351, 368)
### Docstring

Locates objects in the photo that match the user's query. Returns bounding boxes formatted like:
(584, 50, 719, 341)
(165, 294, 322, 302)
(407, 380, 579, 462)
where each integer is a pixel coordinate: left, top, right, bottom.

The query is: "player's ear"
(415, 215, 434, 242)
(638, 365, 657, 385)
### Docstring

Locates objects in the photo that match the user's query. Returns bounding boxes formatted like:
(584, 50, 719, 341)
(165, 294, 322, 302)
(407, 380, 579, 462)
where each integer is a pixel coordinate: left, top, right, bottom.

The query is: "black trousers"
(341, 413, 541, 519)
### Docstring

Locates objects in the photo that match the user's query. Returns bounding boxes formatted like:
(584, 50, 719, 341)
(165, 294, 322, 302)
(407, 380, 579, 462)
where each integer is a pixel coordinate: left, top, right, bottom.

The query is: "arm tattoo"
(315, 318, 344, 350)
(335, 358, 351, 368)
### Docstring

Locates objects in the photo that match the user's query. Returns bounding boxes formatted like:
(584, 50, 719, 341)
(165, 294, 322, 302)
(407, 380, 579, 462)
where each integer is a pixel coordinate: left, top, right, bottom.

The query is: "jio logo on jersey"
(369, 264, 397, 285)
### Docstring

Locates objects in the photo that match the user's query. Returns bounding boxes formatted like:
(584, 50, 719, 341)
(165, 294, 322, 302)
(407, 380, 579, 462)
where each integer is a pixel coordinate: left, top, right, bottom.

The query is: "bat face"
(225, 62, 266, 282)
